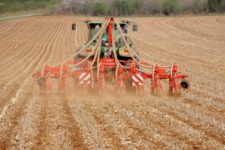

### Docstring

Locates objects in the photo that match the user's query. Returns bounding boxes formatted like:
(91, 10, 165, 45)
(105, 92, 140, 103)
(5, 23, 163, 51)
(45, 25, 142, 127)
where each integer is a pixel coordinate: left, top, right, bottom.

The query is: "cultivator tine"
(96, 63, 105, 94)
(116, 79, 126, 95)
(116, 65, 126, 95)
(36, 64, 52, 94)
(37, 77, 51, 94)
(58, 64, 70, 92)
(151, 64, 162, 95)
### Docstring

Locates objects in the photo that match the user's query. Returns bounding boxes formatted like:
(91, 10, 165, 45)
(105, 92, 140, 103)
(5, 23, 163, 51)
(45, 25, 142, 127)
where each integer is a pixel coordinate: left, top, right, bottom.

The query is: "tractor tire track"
(32, 95, 48, 150)
(84, 104, 128, 150)
(0, 87, 33, 149)
(68, 100, 111, 149)
(61, 95, 89, 149)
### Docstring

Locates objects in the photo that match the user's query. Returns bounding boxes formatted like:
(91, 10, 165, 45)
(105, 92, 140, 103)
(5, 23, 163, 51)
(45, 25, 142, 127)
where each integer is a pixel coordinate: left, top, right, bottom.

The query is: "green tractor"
(72, 19, 138, 60)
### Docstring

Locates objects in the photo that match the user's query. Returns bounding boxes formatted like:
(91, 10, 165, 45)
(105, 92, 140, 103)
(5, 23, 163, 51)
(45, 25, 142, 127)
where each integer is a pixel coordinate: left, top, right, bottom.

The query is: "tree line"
(58, 0, 225, 16)
(0, 0, 55, 14)
(1, 0, 224, 15)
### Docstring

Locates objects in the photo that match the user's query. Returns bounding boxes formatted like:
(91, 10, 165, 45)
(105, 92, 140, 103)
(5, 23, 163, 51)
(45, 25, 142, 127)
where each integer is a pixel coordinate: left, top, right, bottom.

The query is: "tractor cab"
(86, 21, 128, 41)
(75, 20, 136, 59)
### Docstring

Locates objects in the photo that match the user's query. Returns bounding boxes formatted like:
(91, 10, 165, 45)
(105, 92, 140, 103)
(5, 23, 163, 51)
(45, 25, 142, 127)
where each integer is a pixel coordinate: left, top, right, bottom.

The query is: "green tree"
(93, 1, 105, 16)
(123, 0, 135, 15)
(163, 0, 182, 15)
(208, 0, 225, 12)
(0, 0, 56, 13)
(192, 0, 208, 14)
(111, 0, 136, 15)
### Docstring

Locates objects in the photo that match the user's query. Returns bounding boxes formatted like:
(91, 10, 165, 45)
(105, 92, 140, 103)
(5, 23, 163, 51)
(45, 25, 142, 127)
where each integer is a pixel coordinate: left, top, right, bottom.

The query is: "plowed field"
(0, 15, 225, 150)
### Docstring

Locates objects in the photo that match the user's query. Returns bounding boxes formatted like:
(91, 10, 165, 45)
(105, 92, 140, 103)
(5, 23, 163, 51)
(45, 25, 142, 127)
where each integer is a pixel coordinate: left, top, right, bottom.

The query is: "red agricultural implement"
(32, 17, 189, 95)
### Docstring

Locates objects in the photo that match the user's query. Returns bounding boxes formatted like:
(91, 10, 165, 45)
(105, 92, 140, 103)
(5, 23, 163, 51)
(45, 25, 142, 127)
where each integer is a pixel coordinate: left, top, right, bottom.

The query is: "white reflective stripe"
(136, 74, 144, 85)
(136, 74, 143, 82)
(132, 75, 139, 87)
(83, 74, 90, 81)
(132, 74, 144, 86)
(79, 73, 91, 85)
(132, 75, 139, 82)
(79, 73, 87, 80)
